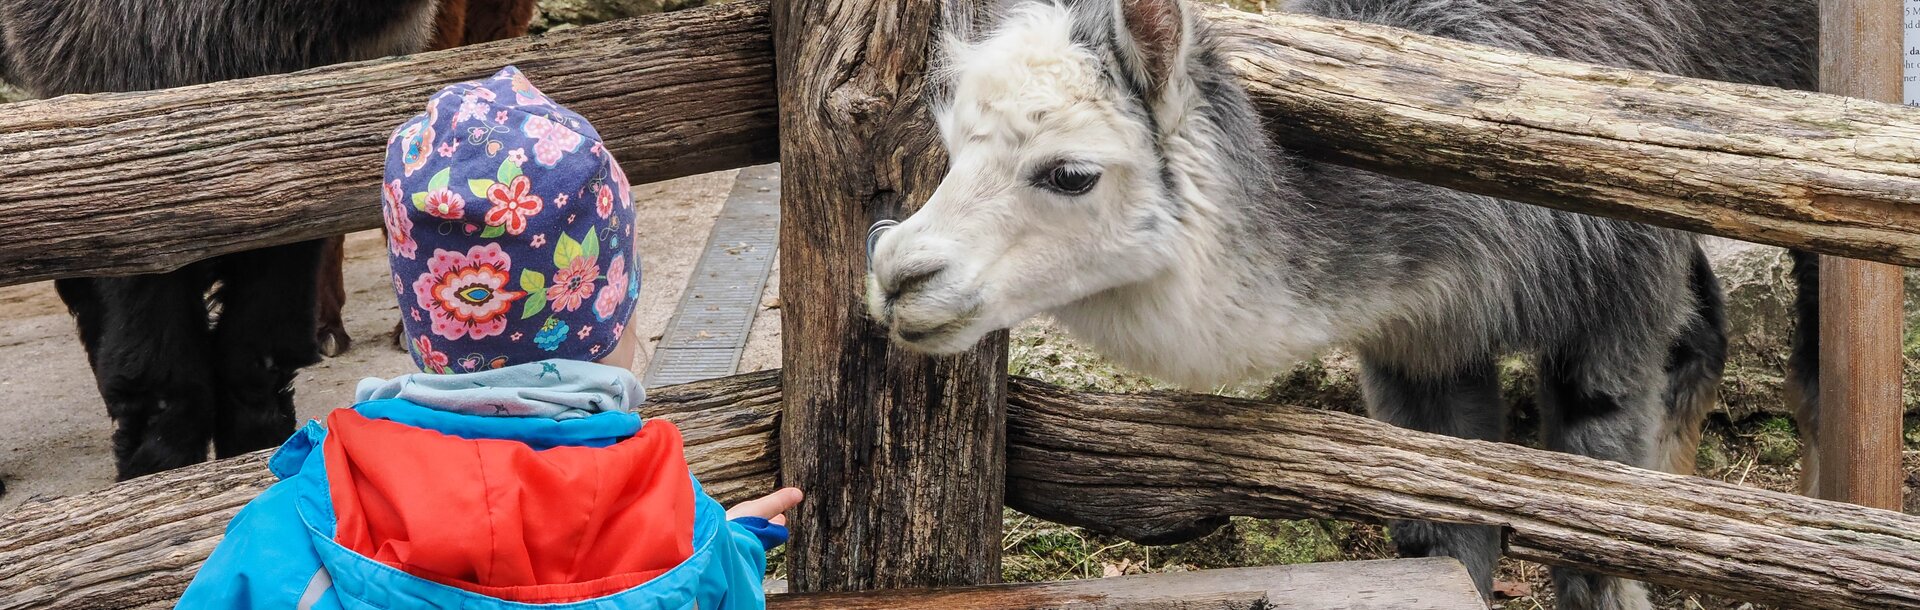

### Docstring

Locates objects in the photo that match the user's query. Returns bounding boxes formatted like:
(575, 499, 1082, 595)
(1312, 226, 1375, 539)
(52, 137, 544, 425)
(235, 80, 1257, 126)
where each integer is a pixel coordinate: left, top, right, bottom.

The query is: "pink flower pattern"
(414, 335, 451, 374)
(425, 188, 466, 220)
(381, 180, 416, 259)
(412, 244, 526, 341)
(523, 114, 584, 167)
(484, 175, 543, 235)
(594, 255, 628, 320)
(547, 255, 600, 313)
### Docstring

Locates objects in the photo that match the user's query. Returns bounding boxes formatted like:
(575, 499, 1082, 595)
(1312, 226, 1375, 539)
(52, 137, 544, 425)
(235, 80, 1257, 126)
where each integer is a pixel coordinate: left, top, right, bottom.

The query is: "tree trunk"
(771, 0, 1008, 593)
(11, 373, 1920, 610)
(0, 0, 777, 287)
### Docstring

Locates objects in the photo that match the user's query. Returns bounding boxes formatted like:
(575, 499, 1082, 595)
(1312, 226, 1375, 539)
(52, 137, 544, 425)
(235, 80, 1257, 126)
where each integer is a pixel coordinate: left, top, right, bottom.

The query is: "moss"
(0, 82, 26, 104)
(1007, 321, 1173, 394)
(1751, 415, 1802, 466)
(1695, 427, 1735, 472)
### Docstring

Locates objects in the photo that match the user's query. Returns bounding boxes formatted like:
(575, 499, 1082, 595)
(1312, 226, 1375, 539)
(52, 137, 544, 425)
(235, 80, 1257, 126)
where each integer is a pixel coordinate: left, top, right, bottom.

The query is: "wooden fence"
(3, 0, 1920, 608)
(7, 373, 1920, 609)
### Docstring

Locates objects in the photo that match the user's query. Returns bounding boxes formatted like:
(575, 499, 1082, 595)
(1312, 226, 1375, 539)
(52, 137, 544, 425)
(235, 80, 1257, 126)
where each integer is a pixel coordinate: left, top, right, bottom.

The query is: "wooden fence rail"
(6, 2, 1920, 286)
(7, 371, 1919, 610)
(0, 0, 777, 286)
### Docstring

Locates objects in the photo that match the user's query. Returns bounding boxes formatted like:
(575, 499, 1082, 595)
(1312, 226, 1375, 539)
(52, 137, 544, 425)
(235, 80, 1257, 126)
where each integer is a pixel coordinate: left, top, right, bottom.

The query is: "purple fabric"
(381, 66, 640, 374)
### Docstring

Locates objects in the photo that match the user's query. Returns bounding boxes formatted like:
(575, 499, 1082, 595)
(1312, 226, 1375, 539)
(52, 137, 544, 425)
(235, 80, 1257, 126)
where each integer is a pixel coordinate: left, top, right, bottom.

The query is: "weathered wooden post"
(772, 0, 1009, 593)
(1812, 0, 1906, 509)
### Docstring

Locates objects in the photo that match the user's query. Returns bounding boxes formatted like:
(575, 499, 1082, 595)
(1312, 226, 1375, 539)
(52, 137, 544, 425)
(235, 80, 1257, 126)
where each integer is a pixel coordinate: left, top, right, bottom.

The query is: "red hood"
(322, 409, 695, 604)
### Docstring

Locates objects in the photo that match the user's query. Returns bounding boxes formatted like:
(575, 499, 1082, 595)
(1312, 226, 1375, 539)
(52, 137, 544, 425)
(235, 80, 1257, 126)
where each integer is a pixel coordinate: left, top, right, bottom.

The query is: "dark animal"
(0, 0, 442, 482)
(865, 0, 1814, 607)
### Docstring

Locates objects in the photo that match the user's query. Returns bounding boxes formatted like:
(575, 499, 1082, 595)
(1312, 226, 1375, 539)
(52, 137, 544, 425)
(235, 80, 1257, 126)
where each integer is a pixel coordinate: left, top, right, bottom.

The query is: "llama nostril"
(885, 263, 947, 301)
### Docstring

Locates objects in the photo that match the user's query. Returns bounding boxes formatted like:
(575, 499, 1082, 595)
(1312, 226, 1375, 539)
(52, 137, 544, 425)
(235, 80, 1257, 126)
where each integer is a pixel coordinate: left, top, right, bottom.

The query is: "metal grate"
(644, 164, 780, 388)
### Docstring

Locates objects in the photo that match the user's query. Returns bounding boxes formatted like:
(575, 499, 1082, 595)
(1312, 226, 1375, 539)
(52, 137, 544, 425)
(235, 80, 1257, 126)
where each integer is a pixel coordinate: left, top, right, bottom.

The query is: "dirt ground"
(0, 169, 784, 512)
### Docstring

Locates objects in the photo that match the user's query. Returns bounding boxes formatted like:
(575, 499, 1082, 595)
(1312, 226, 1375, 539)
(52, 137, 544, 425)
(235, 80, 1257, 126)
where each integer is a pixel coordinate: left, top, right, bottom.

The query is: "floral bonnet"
(381, 66, 639, 373)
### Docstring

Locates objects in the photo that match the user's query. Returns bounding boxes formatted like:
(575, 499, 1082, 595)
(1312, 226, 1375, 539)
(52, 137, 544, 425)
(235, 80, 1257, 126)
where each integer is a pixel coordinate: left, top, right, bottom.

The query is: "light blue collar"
(354, 359, 644, 421)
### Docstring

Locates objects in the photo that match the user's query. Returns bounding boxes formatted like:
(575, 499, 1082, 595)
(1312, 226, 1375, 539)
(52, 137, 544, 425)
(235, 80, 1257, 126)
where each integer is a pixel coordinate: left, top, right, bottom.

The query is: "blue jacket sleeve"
(709, 517, 787, 610)
(175, 477, 329, 609)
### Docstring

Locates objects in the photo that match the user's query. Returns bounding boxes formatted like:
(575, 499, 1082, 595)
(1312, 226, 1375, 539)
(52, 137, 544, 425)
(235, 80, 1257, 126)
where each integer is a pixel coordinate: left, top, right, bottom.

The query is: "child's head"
(381, 66, 640, 374)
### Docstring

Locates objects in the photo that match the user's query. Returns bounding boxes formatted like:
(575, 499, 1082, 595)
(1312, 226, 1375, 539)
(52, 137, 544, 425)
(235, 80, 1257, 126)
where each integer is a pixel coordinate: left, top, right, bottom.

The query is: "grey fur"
(949, 0, 1813, 607)
(0, 0, 438, 95)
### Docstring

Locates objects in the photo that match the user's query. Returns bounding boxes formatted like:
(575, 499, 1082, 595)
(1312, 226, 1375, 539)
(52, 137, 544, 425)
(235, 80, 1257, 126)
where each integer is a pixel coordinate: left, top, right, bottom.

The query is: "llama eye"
(1042, 165, 1101, 195)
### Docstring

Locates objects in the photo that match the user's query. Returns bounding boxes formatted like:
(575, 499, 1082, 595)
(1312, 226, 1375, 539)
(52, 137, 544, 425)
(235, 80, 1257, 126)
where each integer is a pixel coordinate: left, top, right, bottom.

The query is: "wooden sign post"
(1814, 0, 1906, 509)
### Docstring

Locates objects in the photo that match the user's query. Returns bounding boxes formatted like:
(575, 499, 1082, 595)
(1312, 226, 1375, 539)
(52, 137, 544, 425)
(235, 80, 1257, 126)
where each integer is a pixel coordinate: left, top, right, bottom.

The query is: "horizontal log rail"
(6, 371, 1919, 610)
(4, 3, 1920, 286)
(1206, 5, 1920, 265)
(0, 0, 777, 286)
(766, 559, 1484, 609)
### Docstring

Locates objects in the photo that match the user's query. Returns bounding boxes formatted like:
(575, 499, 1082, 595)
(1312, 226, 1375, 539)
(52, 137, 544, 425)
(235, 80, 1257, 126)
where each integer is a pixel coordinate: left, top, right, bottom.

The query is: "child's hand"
(726, 487, 803, 526)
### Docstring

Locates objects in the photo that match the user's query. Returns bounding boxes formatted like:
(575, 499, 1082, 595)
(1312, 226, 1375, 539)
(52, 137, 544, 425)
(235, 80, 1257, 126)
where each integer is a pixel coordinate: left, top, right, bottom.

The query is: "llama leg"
(1537, 351, 1663, 610)
(60, 274, 220, 479)
(210, 240, 324, 458)
(315, 234, 351, 357)
(1786, 249, 1820, 493)
(1358, 358, 1506, 599)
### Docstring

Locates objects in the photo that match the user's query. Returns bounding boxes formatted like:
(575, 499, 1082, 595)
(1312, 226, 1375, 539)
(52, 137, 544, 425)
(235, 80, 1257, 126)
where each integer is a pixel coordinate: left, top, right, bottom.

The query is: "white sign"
(1908, 0, 1920, 105)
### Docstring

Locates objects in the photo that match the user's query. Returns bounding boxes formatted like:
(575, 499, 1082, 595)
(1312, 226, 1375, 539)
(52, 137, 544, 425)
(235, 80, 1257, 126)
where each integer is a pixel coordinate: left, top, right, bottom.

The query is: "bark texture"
(767, 559, 1484, 609)
(772, 0, 1009, 593)
(9, 373, 1920, 610)
(0, 0, 777, 287)
(1206, 5, 1920, 266)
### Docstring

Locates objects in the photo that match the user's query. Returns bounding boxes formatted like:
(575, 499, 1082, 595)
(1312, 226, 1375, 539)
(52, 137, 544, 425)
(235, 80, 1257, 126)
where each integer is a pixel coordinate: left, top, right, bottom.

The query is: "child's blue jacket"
(175, 398, 783, 610)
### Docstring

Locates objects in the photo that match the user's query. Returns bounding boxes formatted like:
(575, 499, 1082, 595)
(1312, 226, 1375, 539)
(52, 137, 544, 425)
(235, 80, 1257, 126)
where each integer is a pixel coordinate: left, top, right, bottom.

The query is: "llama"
(865, 0, 1813, 607)
(0, 0, 442, 482)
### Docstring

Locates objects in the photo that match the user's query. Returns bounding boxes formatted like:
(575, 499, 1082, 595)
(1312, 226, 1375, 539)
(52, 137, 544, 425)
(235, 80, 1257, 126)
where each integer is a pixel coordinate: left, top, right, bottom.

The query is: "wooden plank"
(0, 0, 777, 287)
(1810, 0, 1908, 511)
(771, 0, 1008, 592)
(13, 372, 1920, 610)
(766, 559, 1484, 609)
(644, 164, 781, 388)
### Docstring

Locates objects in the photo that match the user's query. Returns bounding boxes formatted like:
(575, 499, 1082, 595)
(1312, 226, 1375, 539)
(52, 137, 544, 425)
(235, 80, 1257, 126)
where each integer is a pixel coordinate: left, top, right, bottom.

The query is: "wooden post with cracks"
(771, 0, 1009, 593)
(1811, 0, 1906, 510)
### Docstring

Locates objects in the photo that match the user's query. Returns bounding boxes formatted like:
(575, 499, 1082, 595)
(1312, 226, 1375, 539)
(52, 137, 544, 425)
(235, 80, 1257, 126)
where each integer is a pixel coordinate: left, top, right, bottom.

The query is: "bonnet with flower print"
(381, 66, 640, 373)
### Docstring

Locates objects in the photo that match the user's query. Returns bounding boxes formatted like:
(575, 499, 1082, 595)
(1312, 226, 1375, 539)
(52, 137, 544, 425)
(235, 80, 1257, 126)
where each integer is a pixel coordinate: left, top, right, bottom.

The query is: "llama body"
(0, 0, 440, 482)
(867, 0, 1813, 607)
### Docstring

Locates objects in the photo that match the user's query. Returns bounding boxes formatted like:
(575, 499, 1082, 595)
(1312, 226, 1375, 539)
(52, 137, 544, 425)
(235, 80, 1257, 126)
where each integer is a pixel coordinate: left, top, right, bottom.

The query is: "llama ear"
(1111, 0, 1190, 95)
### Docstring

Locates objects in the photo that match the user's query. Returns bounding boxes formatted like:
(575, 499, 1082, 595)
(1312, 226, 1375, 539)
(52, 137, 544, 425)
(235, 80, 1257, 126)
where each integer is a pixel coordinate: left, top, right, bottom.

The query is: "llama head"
(867, 0, 1200, 354)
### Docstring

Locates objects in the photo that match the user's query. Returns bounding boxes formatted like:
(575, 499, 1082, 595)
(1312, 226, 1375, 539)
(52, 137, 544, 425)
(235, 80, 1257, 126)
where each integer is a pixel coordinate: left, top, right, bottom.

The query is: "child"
(177, 66, 801, 609)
